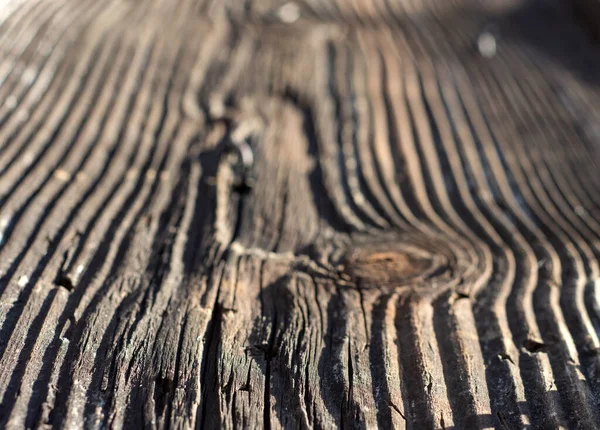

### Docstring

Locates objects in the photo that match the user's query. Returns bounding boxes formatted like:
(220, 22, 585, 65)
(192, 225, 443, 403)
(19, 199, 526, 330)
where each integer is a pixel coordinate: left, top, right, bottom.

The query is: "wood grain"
(1, 0, 600, 428)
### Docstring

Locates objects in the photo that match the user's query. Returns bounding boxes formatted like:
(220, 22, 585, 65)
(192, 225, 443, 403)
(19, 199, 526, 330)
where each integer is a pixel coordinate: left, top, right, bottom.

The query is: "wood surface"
(1, 0, 600, 428)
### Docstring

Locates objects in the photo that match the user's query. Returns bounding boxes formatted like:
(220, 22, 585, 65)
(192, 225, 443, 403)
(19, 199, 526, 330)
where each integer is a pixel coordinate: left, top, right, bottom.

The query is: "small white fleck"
(574, 206, 586, 216)
(145, 169, 157, 181)
(0, 215, 10, 246)
(18, 275, 28, 287)
(478, 32, 497, 58)
(4, 95, 17, 109)
(278, 2, 300, 23)
(23, 151, 35, 164)
(76, 264, 84, 274)
(53, 169, 71, 182)
(22, 68, 36, 85)
(208, 97, 225, 119)
(126, 169, 138, 180)
(16, 109, 29, 122)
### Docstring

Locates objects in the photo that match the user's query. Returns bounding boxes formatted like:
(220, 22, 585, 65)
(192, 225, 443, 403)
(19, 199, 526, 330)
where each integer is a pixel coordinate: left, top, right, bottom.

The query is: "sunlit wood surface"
(1, 0, 600, 428)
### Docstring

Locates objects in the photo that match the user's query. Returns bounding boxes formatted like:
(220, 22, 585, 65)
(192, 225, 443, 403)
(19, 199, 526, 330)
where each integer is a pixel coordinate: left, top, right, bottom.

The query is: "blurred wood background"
(1, 0, 600, 428)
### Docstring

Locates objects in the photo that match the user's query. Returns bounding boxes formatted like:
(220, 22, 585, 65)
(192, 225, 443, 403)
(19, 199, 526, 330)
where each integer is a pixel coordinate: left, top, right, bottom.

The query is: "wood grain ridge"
(1, 0, 600, 428)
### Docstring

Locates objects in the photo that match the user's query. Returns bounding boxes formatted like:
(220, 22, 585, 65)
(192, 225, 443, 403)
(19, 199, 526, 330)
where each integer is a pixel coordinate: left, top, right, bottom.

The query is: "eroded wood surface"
(1, 0, 600, 428)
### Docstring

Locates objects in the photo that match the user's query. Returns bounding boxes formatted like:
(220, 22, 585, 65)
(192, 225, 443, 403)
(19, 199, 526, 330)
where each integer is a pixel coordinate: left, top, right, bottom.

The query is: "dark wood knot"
(341, 234, 463, 293)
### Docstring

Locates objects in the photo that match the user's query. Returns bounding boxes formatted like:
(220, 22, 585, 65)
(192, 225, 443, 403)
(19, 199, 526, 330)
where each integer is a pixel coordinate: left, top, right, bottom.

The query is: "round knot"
(341, 232, 467, 294)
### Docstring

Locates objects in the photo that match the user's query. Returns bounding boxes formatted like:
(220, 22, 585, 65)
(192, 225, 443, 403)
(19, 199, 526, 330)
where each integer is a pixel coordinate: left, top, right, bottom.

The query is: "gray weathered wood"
(1, 0, 600, 428)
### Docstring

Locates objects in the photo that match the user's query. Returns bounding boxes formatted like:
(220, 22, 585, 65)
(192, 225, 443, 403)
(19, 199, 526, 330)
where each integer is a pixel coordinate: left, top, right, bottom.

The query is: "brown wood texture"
(1, 0, 600, 428)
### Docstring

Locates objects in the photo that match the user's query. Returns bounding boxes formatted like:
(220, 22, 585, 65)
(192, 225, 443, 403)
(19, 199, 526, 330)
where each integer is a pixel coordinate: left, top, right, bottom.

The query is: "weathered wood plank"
(1, 0, 600, 428)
